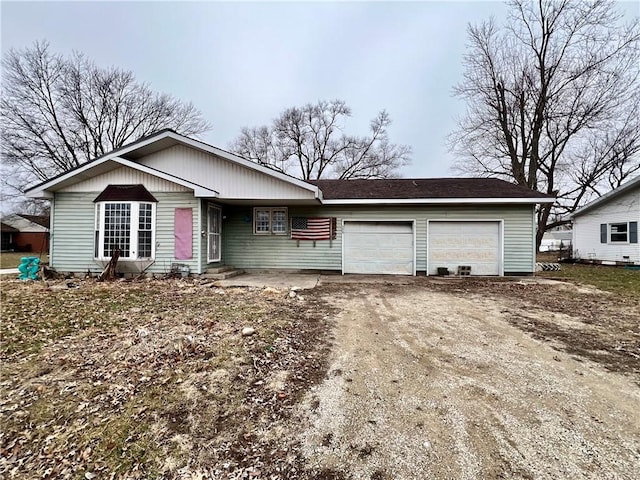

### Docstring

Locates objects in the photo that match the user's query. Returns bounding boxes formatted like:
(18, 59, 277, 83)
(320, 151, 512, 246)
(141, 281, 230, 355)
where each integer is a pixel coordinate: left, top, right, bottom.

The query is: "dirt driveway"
(298, 282, 640, 480)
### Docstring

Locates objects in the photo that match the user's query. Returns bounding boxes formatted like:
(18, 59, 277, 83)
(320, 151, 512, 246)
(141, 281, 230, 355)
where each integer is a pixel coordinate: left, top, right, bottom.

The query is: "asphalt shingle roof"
(307, 178, 551, 200)
(17, 214, 50, 229)
(93, 185, 158, 203)
(1, 222, 19, 233)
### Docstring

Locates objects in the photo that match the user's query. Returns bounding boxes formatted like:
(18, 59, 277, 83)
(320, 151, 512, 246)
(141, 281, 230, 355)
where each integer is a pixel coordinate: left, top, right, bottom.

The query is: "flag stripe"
(291, 217, 332, 240)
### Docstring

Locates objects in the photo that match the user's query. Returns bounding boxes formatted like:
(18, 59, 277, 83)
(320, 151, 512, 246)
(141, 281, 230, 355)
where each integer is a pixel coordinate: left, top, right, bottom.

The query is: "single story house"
(0, 213, 50, 253)
(25, 130, 554, 276)
(571, 176, 639, 265)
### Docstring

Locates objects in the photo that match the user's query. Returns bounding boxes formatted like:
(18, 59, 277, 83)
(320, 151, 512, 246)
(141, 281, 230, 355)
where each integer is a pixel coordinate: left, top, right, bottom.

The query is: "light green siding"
(53, 194, 535, 275)
(221, 205, 535, 274)
(52, 192, 201, 275)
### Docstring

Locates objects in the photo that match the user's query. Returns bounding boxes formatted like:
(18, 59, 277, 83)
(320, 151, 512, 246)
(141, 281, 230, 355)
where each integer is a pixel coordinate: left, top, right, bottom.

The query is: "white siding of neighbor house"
(572, 187, 640, 264)
(51, 191, 201, 275)
(220, 204, 535, 274)
(136, 144, 316, 200)
(58, 166, 191, 193)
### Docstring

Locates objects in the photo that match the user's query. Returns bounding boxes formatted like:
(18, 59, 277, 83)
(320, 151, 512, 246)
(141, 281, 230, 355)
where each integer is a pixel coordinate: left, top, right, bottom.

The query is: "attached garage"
(343, 221, 415, 275)
(427, 220, 503, 276)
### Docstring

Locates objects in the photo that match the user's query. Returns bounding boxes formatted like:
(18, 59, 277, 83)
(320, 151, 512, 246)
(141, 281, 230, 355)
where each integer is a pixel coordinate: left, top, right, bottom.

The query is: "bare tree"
(1, 41, 211, 204)
(231, 100, 411, 180)
(450, 0, 640, 248)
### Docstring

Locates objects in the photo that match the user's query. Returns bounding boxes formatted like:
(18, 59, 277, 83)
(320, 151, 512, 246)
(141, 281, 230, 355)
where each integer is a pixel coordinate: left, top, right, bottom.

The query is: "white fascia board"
(25, 154, 219, 198)
(25, 162, 101, 197)
(111, 157, 219, 197)
(162, 132, 322, 198)
(25, 129, 318, 199)
(26, 189, 54, 199)
(24, 137, 170, 196)
(571, 176, 640, 218)
(322, 197, 555, 205)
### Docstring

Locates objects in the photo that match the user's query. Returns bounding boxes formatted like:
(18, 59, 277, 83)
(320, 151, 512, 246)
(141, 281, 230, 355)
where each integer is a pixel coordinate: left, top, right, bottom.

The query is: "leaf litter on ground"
(0, 278, 335, 479)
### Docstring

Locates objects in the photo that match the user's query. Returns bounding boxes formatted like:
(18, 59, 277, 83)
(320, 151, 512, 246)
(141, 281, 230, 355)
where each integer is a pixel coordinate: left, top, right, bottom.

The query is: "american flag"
(291, 217, 333, 240)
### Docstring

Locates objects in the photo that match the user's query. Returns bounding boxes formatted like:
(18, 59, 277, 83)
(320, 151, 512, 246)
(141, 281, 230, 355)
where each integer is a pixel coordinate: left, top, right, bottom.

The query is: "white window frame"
(94, 201, 157, 260)
(609, 222, 629, 243)
(253, 207, 288, 235)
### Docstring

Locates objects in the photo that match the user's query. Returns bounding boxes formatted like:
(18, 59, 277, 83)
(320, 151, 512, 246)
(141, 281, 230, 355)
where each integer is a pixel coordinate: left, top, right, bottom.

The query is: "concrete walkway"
(215, 272, 418, 289)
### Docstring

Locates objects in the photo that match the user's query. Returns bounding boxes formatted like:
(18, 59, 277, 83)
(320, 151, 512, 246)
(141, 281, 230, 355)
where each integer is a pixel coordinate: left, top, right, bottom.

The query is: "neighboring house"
(1, 214, 50, 253)
(540, 227, 572, 252)
(1, 222, 19, 251)
(571, 176, 640, 265)
(25, 130, 554, 276)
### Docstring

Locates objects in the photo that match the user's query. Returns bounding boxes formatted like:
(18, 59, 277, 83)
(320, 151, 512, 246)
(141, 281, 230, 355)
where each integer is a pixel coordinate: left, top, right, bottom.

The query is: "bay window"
(93, 185, 157, 260)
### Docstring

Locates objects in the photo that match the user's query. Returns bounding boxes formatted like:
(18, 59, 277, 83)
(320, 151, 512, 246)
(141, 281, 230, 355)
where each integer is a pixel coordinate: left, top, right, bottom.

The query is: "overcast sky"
(2, 1, 638, 179)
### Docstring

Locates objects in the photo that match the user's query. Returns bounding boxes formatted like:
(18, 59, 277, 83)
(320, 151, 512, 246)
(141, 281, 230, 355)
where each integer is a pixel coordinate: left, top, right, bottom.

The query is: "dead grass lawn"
(0, 278, 333, 479)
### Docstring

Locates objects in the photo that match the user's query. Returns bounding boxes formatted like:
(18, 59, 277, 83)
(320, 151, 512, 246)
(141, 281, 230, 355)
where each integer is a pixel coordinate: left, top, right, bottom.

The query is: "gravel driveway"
(297, 283, 640, 480)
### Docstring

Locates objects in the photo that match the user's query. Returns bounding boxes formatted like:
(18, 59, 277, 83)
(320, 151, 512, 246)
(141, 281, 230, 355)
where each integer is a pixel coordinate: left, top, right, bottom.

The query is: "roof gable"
(1, 222, 19, 233)
(136, 144, 318, 201)
(572, 176, 640, 218)
(2, 214, 49, 232)
(26, 156, 218, 198)
(17, 214, 50, 228)
(25, 130, 319, 200)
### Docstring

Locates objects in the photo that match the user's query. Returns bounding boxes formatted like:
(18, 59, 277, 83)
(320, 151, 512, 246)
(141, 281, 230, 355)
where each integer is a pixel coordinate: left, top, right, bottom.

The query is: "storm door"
(207, 204, 221, 263)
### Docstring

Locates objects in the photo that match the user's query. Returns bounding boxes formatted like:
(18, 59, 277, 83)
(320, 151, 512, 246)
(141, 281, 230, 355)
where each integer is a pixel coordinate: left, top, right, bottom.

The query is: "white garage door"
(428, 221, 502, 276)
(343, 221, 414, 275)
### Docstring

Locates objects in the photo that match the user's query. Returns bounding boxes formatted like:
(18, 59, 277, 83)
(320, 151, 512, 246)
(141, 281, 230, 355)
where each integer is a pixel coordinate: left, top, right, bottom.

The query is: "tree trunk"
(98, 248, 120, 281)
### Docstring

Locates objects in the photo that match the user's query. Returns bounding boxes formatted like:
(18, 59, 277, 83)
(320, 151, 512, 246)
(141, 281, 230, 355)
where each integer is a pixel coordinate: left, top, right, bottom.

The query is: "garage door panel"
(428, 221, 501, 276)
(343, 221, 414, 275)
(343, 260, 414, 275)
(346, 233, 412, 250)
(343, 222, 412, 234)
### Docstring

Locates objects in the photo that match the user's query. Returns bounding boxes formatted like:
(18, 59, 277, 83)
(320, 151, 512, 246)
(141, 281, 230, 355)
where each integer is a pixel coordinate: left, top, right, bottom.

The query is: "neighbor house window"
(253, 207, 287, 235)
(93, 185, 158, 259)
(609, 223, 628, 243)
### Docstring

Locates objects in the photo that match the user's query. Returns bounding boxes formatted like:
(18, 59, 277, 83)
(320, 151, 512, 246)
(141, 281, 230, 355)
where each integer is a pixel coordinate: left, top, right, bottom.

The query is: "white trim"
(27, 156, 219, 198)
(49, 199, 55, 266)
(532, 206, 537, 273)
(572, 176, 640, 218)
(341, 219, 344, 276)
(197, 201, 203, 273)
(94, 201, 156, 260)
(607, 221, 631, 244)
(112, 157, 219, 197)
(207, 203, 222, 263)
(341, 219, 417, 276)
(322, 197, 553, 205)
(160, 132, 321, 196)
(413, 220, 417, 276)
(253, 207, 288, 235)
(426, 219, 504, 277)
(25, 130, 320, 199)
